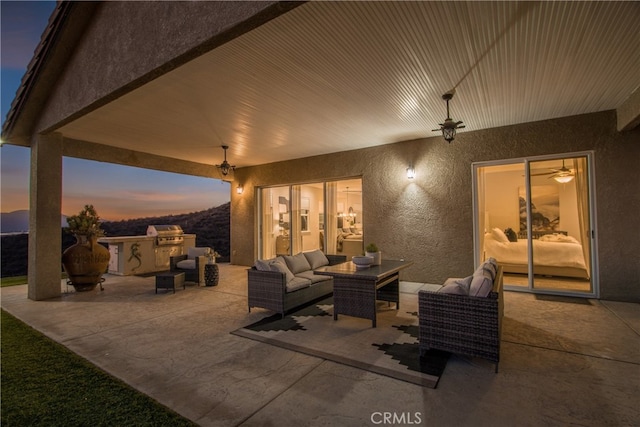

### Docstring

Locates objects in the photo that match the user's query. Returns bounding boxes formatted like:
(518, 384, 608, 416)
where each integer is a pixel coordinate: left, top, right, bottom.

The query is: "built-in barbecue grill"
(147, 225, 185, 267)
(147, 225, 185, 245)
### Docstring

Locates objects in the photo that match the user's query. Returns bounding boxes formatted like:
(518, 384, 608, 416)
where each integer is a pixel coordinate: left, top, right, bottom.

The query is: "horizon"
(1, 200, 230, 220)
(1, 1, 230, 220)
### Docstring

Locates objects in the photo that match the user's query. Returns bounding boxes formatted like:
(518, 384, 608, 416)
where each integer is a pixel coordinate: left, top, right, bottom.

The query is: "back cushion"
(303, 250, 330, 269)
(284, 253, 312, 274)
(469, 269, 494, 297)
(188, 247, 209, 259)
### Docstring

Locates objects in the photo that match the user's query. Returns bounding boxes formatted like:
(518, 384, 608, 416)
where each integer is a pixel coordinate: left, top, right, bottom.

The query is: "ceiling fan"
(432, 91, 465, 143)
(530, 159, 575, 183)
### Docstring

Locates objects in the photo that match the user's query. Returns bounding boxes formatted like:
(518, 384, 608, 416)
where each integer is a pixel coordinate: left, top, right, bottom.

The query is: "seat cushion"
(303, 249, 330, 269)
(188, 247, 209, 259)
(176, 259, 196, 270)
(286, 277, 311, 292)
(284, 253, 312, 274)
(295, 270, 330, 284)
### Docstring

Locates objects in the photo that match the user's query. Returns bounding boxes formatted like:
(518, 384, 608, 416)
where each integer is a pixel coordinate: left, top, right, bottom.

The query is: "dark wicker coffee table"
(315, 259, 413, 327)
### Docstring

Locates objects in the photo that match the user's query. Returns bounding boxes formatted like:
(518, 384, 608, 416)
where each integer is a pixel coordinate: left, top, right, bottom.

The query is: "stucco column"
(28, 133, 63, 300)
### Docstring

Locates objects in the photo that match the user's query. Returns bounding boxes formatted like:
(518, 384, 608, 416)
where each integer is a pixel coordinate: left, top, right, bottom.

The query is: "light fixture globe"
(216, 145, 235, 176)
(432, 91, 465, 143)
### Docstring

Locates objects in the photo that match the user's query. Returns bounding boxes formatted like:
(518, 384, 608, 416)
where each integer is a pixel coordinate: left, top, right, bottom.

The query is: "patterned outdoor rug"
(232, 296, 450, 388)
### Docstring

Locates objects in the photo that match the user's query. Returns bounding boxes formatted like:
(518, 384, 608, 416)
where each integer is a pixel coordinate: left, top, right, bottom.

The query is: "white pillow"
(491, 228, 510, 243)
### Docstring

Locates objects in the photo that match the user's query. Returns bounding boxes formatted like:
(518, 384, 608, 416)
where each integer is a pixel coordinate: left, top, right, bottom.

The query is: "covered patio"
(2, 265, 638, 426)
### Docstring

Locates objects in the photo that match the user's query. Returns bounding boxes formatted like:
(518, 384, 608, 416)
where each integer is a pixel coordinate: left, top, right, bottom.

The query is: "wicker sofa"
(418, 259, 504, 372)
(248, 250, 347, 317)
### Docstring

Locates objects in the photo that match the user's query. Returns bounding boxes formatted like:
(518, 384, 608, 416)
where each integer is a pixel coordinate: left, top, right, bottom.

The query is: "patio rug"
(231, 296, 450, 388)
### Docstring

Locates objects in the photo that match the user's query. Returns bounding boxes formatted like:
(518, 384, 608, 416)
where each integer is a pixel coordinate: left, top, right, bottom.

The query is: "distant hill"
(0, 203, 230, 278)
(1, 210, 67, 233)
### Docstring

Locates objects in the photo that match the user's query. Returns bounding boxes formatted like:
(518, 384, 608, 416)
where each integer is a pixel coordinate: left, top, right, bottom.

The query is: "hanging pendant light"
(216, 145, 235, 176)
(432, 91, 465, 143)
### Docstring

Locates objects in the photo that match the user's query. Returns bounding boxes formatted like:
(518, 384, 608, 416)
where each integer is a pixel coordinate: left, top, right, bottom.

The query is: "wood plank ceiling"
(57, 1, 640, 169)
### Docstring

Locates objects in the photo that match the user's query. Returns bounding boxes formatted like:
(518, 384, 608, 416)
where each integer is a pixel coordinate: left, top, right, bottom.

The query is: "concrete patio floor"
(2, 264, 639, 426)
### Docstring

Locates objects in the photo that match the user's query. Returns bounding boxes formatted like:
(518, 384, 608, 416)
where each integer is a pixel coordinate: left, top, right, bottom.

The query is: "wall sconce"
(406, 166, 415, 179)
(236, 185, 243, 194)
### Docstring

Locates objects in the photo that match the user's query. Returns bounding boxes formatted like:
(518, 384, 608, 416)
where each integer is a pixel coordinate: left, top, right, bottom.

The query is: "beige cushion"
(176, 259, 196, 270)
(270, 260, 295, 283)
(255, 259, 272, 271)
(469, 269, 493, 297)
(303, 250, 330, 269)
(188, 247, 209, 259)
(285, 277, 311, 292)
(284, 253, 312, 274)
(438, 276, 472, 295)
(295, 270, 330, 284)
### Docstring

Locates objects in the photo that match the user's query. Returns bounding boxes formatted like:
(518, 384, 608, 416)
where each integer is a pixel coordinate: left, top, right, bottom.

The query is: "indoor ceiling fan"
(432, 90, 465, 143)
(530, 159, 575, 183)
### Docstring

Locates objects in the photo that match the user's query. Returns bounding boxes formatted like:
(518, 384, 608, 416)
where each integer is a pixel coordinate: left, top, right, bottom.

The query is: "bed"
(483, 228, 590, 279)
(336, 229, 363, 259)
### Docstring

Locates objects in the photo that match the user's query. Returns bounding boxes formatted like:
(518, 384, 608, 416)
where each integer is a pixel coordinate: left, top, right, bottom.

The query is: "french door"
(258, 178, 363, 260)
(473, 153, 597, 297)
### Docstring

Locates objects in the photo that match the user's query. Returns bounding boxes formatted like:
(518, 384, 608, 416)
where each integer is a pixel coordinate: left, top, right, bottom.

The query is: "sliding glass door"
(258, 178, 363, 259)
(474, 153, 596, 297)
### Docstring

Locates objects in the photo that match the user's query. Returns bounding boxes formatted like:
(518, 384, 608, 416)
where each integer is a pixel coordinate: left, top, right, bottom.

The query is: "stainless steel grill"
(147, 225, 184, 246)
(147, 225, 185, 268)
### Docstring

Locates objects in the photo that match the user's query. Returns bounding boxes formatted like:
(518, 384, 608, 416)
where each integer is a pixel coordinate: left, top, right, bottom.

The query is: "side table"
(155, 271, 185, 294)
(204, 263, 219, 287)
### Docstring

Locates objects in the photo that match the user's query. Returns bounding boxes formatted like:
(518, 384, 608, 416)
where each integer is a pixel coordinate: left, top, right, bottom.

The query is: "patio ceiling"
(56, 1, 639, 169)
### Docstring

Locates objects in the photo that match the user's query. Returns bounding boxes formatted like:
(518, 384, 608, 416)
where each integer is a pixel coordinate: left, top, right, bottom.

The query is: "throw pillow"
(469, 269, 494, 297)
(270, 260, 295, 283)
(438, 276, 472, 295)
(303, 250, 330, 269)
(504, 228, 518, 242)
(255, 259, 272, 271)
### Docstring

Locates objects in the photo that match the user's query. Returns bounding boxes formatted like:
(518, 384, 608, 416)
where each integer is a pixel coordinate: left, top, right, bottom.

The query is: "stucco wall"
(35, 1, 298, 133)
(232, 110, 640, 302)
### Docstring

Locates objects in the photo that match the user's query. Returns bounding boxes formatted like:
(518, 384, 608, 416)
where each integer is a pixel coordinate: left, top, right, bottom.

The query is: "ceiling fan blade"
(457, 125, 466, 129)
(431, 127, 442, 132)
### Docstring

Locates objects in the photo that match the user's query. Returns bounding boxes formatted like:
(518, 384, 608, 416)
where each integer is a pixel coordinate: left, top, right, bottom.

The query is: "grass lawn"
(1, 276, 28, 287)
(1, 309, 197, 426)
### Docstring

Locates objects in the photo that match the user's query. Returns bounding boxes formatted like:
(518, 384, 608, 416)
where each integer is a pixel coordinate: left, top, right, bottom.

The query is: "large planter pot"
(62, 235, 110, 292)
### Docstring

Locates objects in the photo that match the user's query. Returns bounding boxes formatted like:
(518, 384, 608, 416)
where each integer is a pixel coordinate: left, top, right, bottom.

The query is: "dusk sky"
(0, 1, 230, 220)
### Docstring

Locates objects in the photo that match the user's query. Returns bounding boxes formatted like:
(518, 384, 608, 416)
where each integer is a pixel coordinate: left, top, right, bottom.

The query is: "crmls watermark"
(370, 412, 423, 425)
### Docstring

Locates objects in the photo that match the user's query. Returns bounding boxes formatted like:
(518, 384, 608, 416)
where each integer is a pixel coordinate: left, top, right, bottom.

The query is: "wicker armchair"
(418, 266, 504, 372)
(170, 247, 210, 285)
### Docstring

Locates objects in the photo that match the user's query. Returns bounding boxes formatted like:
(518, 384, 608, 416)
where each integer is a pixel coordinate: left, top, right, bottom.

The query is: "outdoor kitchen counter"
(98, 234, 195, 276)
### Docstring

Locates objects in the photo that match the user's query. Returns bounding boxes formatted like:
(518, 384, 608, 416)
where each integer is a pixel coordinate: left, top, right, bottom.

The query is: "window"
(258, 178, 362, 259)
